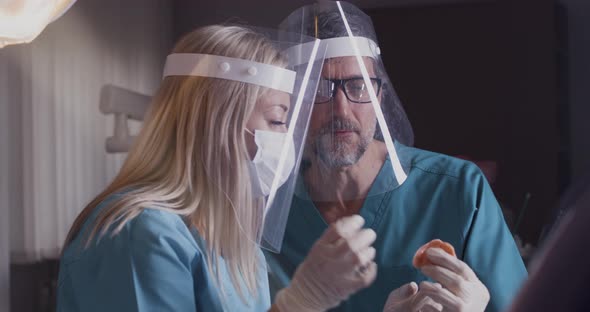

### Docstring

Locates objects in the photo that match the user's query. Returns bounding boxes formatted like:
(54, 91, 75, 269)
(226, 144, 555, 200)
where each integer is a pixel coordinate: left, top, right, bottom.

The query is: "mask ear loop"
(245, 128, 255, 136)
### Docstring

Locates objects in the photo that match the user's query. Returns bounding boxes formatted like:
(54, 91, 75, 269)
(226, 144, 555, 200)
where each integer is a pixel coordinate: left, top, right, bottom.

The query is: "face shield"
(163, 27, 326, 253)
(280, 1, 414, 204)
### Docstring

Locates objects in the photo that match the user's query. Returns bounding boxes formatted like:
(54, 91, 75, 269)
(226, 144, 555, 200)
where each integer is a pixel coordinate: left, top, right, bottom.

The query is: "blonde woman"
(57, 25, 377, 312)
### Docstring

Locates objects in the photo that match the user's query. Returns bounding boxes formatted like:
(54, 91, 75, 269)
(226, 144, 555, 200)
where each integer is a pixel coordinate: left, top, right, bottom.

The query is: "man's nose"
(330, 86, 351, 118)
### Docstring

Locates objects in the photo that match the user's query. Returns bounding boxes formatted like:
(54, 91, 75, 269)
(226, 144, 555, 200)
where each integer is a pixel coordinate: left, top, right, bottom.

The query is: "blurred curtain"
(0, 43, 19, 312)
(0, 0, 172, 274)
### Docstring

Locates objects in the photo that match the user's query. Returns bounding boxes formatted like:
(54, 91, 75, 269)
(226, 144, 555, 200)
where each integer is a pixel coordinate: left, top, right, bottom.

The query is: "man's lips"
(332, 130, 355, 136)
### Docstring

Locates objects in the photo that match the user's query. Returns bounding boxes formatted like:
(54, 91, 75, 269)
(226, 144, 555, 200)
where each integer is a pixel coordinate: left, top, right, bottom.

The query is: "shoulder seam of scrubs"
(459, 172, 490, 260)
(410, 164, 462, 180)
(460, 205, 482, 262)
(459, 174, 493, 261)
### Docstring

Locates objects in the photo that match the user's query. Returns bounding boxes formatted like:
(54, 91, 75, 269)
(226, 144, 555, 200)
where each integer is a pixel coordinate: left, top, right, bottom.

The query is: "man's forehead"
(322, 56, 376, 77)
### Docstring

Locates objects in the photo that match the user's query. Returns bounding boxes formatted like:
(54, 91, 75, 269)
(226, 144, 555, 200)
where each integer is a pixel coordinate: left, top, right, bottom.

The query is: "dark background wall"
(171, 0, 493, 39)
(367, 0, 558, 244)
(561, 0, 590, 182)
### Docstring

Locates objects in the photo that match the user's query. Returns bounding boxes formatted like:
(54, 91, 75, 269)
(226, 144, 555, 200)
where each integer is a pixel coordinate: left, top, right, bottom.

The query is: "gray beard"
(314, 130, 372, 168)
(308, 117, 377, 169)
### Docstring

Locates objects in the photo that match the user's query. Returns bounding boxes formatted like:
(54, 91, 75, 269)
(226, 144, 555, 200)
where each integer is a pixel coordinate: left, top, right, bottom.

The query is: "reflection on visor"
(335, 1, 407, 185)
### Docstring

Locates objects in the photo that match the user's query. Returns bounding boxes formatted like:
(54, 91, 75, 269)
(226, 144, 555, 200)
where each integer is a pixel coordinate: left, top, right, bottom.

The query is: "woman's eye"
(270, 121, 287, 128)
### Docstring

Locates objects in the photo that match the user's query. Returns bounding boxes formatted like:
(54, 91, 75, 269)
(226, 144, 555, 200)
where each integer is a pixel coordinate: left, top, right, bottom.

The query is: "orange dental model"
(413, 239, 456, 268)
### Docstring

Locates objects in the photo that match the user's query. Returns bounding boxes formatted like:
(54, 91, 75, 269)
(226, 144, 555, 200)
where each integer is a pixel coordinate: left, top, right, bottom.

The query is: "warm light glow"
(0, 0, 76, 48)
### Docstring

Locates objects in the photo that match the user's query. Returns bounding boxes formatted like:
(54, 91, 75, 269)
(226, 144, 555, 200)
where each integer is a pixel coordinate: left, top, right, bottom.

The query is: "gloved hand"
(274, 215, 377, 312)
(383, 282, 443, 312)
(416, 248, 490, 312)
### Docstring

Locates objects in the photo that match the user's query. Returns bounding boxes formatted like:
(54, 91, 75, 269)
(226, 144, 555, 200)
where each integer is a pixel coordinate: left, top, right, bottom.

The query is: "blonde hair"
(64, 25, 287, 303)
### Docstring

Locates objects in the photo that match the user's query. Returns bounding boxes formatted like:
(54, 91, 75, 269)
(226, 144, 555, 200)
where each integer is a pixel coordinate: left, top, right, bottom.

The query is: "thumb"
(388, 282, 418, 302)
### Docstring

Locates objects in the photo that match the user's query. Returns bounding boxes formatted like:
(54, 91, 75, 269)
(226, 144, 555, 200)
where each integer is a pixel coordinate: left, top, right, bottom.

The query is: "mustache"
(318, 118, 361, 135)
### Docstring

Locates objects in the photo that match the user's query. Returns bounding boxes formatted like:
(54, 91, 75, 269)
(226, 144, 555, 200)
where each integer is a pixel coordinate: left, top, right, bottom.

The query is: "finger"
(414, 295, 443, 312)
(387, 282, 418, 302)
(340, 246, 376, 273)
(320, 215, 365, 243)
(425, 248, 477, 280)
(355, 261, 377, 288)
(334, 215, 366, 241)
(347, 228, 377, 252)
(418, 281, 448, 302)
(420, 304, 444, 312)
(418, 284, 464, 311)
(335, 228, 376, 258)
(419, 281, 443, 289)
(421, 265, 466, 295)
(356, 246, 376, 267)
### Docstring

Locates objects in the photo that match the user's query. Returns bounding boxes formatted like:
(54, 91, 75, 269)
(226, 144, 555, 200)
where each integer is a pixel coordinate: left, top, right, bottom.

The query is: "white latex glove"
(417, 248, 490, 312)
(274, 215, 377, 312)
(383, 282, 444, 312)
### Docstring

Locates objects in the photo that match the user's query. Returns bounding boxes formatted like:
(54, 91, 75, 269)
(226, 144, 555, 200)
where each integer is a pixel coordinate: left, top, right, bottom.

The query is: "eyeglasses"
(315, 77, 382, 104)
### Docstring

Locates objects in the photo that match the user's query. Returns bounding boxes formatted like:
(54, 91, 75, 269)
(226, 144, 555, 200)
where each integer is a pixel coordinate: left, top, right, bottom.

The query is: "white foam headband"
(163, 53, 297, 94)
(284, 36, 380, 66)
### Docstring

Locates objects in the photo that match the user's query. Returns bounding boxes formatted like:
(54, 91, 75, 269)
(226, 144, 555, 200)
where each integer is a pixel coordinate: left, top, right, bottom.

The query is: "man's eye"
(271, 121, 286, 126)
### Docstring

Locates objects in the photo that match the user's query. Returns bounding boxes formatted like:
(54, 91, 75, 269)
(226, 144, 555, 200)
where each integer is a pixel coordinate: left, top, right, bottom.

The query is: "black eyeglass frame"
(314, 77, 383, 104)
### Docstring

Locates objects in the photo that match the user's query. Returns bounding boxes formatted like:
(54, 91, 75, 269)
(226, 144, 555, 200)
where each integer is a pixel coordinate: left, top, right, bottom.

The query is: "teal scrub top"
(57, 198, 270, 312)
(266, 143, 527, 312)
